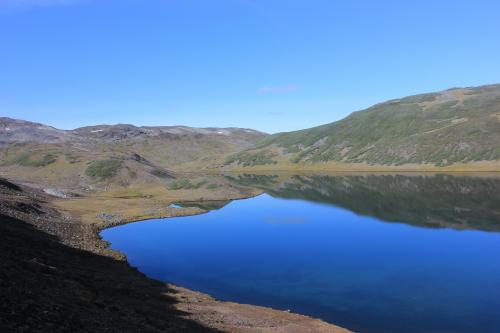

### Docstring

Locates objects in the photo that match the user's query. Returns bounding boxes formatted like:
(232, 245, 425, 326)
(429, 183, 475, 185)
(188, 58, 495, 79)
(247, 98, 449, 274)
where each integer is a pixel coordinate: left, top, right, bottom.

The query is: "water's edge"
(96, 193, 352, 333)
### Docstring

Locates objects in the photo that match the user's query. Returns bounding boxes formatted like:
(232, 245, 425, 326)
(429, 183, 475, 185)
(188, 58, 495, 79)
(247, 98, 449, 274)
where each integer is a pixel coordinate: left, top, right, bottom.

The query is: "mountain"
(3, 82, 500, 185)
(224, 84, 500, 169)
(0, 117, 80, 146)
(0, 118, 267, 192)
(0, 118, 266, 151)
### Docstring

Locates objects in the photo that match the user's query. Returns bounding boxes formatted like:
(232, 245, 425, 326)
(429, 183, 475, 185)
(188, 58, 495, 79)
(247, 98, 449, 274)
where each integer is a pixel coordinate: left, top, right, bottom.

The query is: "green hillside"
(228, 84, 500, 167)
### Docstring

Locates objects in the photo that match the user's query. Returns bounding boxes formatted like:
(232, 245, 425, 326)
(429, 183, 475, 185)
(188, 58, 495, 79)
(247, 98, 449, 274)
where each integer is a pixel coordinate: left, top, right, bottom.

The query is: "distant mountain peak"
(0, 117, 267, 147)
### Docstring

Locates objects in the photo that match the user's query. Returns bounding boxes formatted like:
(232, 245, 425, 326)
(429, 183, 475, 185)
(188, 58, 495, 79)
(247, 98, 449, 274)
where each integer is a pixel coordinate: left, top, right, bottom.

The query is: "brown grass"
(224, 160, 500, 173)
(54, 184, 262, 225)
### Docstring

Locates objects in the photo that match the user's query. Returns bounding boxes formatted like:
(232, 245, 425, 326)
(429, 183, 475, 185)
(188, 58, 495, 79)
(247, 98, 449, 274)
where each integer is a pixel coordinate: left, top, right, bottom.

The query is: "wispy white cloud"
(257, 85, 301, 94)
(1, 0, 82, 10)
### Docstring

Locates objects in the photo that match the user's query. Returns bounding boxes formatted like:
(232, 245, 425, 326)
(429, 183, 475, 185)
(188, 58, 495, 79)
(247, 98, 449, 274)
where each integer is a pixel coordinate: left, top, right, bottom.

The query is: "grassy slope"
(225, 84, 500, 170)
(2, 84, 500, 183)
(0, 143, 172, 192)
(0, 130, 264, 191)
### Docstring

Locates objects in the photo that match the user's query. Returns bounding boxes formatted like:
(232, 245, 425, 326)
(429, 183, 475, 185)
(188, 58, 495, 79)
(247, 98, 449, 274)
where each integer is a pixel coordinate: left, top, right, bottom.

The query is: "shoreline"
(4, 170, 500, 331)
(2, 177, 351, 333)
(64, 193, 353, 333)
(218, 160, 500, 173)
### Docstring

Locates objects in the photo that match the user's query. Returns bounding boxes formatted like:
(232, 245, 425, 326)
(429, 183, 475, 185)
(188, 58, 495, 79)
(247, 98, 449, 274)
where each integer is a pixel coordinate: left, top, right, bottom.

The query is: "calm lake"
(101, 174, 500, 333)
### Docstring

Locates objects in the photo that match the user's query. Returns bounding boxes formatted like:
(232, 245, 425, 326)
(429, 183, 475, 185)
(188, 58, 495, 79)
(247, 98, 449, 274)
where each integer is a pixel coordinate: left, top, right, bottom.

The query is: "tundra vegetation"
(228, 84, 500, 167)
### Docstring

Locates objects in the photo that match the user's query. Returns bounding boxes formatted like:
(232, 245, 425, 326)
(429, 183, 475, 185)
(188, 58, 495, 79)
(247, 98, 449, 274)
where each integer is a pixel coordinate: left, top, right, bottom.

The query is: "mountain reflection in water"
(225, 173, 500, 232)
(102, 173, 500, 333)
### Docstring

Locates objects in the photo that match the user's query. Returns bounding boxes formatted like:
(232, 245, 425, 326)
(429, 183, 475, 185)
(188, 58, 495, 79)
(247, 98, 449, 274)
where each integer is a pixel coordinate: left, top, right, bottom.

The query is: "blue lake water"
(101, 174, 500, 333)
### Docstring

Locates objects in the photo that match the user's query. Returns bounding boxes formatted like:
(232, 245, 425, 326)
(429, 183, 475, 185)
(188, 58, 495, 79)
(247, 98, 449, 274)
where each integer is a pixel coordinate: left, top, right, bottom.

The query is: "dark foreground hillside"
(0, 179, 218, 333)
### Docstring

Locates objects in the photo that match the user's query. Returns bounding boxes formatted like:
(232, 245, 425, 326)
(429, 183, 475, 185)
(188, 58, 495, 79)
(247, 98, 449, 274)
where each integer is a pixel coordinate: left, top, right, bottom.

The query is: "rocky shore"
(0, 177, 350, 333)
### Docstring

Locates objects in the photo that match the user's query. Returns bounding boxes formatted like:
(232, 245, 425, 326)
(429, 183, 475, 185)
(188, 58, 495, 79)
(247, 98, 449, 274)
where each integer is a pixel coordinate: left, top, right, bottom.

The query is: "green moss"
(168, 179, 206, 190)
(1, 152, 58, 167)
(64, 153, 81, 164)
(85, 159, 122, 179)
(224, 150, 277, 167)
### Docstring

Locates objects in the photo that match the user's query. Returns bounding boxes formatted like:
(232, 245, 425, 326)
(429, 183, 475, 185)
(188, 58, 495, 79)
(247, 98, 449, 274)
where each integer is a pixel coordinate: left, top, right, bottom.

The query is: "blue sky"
(1, 0, 499, 133)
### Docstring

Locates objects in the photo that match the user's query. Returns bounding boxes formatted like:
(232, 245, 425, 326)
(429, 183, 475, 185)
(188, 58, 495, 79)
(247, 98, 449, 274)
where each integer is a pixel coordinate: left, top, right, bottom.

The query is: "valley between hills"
(1, 83, 499, 198)
(1, 83, 499, 332)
